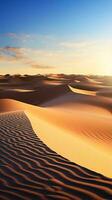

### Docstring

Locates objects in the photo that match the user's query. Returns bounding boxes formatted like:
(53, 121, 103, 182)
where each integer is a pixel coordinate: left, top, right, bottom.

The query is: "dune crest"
(68, 85, 96, 96)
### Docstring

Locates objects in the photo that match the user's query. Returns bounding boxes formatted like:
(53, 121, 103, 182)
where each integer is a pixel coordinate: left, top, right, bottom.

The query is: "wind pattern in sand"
(0, 111, 112, 200)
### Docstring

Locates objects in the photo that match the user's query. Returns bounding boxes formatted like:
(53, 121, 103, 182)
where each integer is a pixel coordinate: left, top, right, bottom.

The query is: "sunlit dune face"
(43, 80, 63, 85)
(68, 85, 96, 96)
(74, 80, 80, 83)
(0, 99, 112, 177)
(2, 89, 34, 92)
(27, 108, 112, 178)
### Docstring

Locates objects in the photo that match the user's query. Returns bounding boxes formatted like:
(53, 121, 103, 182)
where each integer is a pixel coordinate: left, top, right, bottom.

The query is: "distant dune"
(68, 85, 96, 96)
(0, 83, 70, 105)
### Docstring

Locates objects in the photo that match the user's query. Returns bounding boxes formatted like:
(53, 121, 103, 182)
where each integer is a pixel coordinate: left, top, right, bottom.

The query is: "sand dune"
(69, 83, 112, 99)
(0, 75, 112, 199)
(0, 98, 112, 178)
(69, 75, 112, 99)
(97, 88, 112, 98)
(43, 85, 112, 114)
(74, 76, 102, 85)
(68, 85, 96, 96)
(1, 88, 35, 92)
(0, 111, 112, 200)
(69, 85, 112, 100)
(0, 84, 70, 105)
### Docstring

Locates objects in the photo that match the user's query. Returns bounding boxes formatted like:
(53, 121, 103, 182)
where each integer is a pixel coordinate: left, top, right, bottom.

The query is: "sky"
(0, 0, 112, 75)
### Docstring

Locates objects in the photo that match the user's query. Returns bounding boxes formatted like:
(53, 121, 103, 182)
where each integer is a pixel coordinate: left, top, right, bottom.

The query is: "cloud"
(0, 33, 55, 45)
(60, 40, 96, 49)
(0, 46, 26, 62)
(0, 46, 55, 69)
(4, 33, 33, 43)
(0, 55, 7, 61)
(1, 38, 111, 75)
(31, 64, 54, 69)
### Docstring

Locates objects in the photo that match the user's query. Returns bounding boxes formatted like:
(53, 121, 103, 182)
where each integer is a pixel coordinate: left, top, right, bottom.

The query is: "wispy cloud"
(0, 46, 55, 69)
(0, 46, 26, 61)
(0, 32, 55, 46)
(31, 64, 54, 69)
(0, 38, 112, 75)
(60, 40, 96, 49)
(5, 33, 32, 42)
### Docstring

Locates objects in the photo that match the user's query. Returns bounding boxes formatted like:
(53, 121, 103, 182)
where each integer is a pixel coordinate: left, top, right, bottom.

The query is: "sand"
(0, 74, 112, 199)
(0, 111, 112, 200)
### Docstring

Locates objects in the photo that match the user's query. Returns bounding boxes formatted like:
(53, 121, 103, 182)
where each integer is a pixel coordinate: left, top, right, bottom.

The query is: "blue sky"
(1, 0, 112, 39)
(0, 0, 112, 75)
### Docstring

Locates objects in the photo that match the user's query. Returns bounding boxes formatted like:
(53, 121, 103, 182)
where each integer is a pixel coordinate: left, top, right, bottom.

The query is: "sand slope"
(0, 99, 112, 178)
(0, 111, 112, 200)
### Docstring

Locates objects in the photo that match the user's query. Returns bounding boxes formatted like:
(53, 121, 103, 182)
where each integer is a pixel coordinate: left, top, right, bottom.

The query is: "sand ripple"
(0, 111, 112, 200)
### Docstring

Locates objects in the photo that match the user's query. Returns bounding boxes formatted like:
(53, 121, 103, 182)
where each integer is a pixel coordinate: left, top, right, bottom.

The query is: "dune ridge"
(68, 85, 96, 96)
(0, 111, 112, 200)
